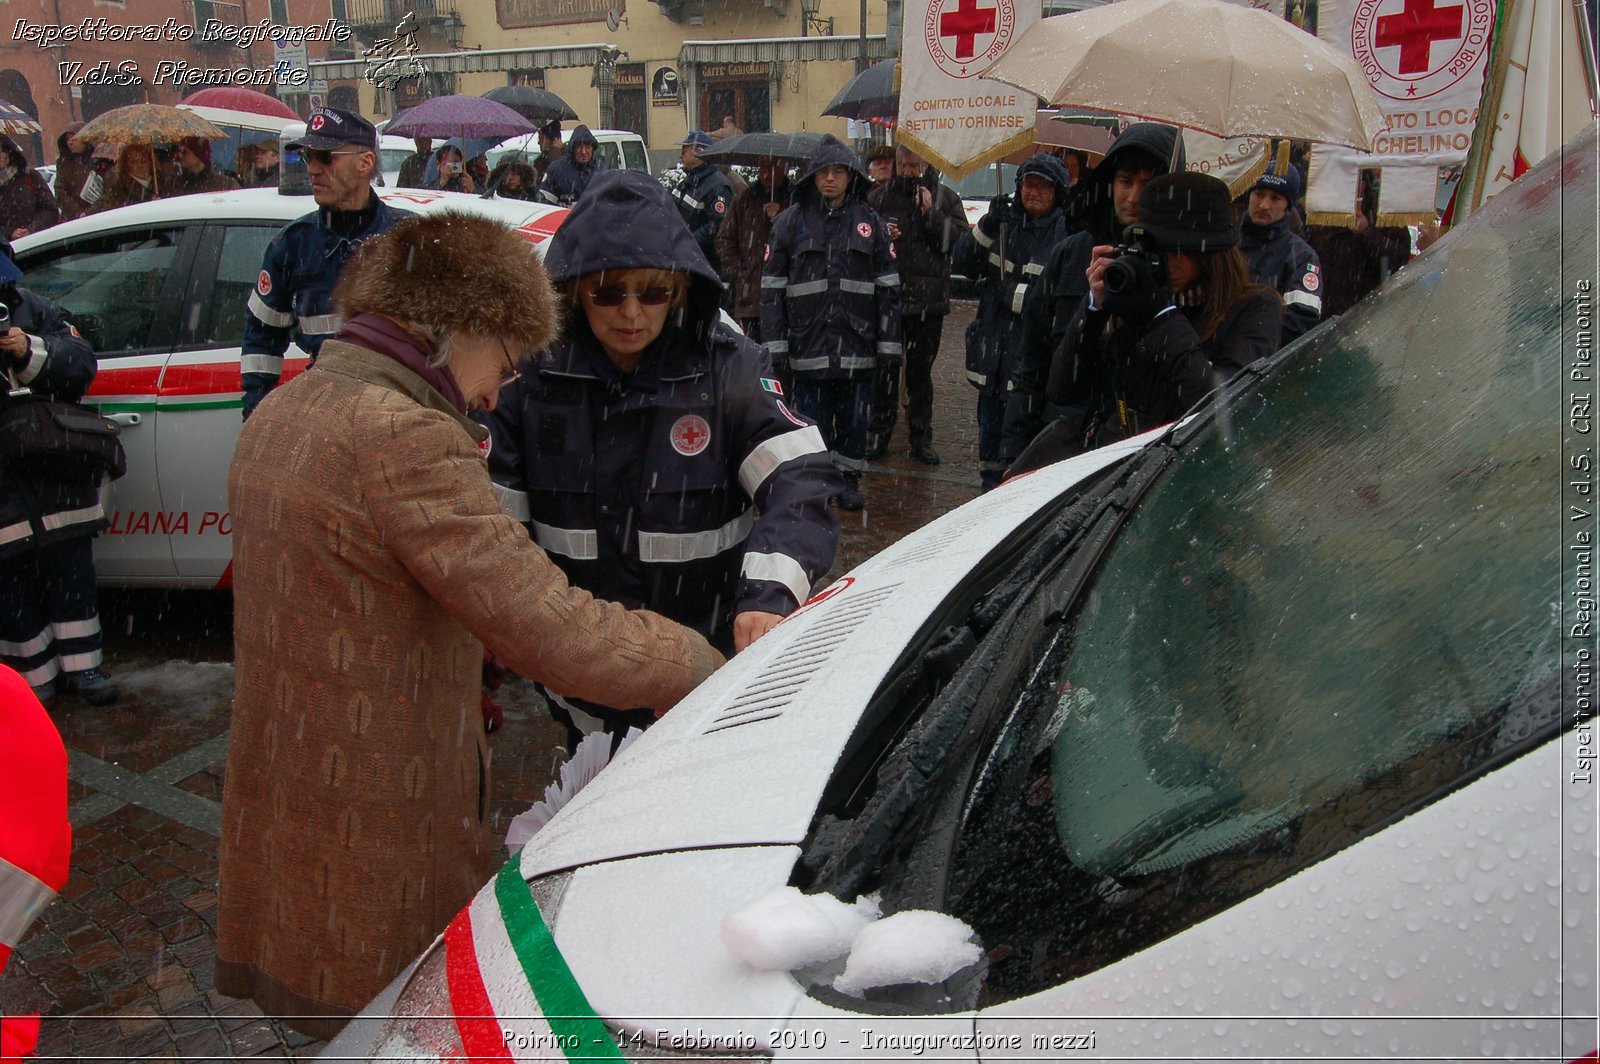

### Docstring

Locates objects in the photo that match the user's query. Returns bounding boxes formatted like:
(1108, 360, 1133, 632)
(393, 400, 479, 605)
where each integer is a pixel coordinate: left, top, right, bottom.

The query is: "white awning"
(309, 43, 614, 79)
(678, 34, 889, 66)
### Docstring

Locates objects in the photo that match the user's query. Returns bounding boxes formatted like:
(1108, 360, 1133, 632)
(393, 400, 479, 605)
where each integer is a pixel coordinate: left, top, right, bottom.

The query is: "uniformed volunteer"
(951, 153, 1073, 490)
(1239, 166, 1324, 346)
(485, 170, 841, 746)
(239, 107, 410, 419)
(760, 135, 901, 512)
(0, 240, 118, 706)
(669, 130, 735, 276)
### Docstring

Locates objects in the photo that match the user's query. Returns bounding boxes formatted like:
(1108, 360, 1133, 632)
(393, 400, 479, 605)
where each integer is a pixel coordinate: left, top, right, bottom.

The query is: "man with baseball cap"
(670, 130, 734, 276)
(240, 107, 412, 418)
(1240, 164, 1323, 345)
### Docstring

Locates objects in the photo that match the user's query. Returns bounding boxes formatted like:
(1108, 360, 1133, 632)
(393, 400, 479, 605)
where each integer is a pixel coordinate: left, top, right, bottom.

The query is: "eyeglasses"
(302, 148, 369, 165)
(498, 340, 522, 389)
(584, 286, 676, 307)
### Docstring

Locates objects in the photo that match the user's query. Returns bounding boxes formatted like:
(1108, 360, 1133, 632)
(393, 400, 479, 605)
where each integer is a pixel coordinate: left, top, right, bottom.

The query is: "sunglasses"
(302, 148, 369, 165)
(585, 285, 676, 307)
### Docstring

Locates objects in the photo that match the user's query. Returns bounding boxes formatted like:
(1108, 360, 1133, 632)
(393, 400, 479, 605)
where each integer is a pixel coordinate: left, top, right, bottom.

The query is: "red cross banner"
(896, 0, 1041, 178)
(1305, 0, 1497, 223)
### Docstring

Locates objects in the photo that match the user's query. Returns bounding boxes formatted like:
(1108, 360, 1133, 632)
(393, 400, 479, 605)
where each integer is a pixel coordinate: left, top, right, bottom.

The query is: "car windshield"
(822, 138, 1590, 1010)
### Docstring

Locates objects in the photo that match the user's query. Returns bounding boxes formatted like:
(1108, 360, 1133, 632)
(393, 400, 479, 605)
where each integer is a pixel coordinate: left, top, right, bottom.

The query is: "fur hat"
(1133, 171, 1239, 253)
(333, 210, 560, 356)
(865, 144, 896, 163)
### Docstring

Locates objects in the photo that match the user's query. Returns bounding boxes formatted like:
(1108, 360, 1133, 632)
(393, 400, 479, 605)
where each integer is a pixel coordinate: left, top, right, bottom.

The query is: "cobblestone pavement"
(0, 304, 986, 1061)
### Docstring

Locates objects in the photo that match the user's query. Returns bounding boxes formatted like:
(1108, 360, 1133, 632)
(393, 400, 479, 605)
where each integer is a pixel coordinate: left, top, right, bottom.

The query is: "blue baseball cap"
(288, 107, 379, 153)
(678, 130, 715, 151)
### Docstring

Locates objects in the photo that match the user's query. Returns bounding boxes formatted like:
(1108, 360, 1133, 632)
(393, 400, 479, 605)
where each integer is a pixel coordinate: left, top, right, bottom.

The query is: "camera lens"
(1103, 257, 1136, 294)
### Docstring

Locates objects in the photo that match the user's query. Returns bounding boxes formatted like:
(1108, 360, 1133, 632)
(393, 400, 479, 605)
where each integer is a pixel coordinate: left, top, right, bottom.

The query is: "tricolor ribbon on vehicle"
(445, 860, 624, 1061)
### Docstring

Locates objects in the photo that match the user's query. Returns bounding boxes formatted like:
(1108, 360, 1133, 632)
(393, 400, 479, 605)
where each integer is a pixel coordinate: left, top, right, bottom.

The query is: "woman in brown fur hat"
(217, 209, 723, 1037)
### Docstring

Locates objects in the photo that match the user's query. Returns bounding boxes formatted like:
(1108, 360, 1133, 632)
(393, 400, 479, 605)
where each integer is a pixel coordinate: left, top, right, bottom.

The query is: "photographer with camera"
(1012, 171, 1281, 474)
(0, 239, 118, 707)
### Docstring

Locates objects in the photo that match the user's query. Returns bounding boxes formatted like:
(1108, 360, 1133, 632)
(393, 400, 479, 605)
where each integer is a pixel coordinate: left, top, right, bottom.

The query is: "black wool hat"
(1131, 171, 1239, 253)
(1250, 165, 1302, 209)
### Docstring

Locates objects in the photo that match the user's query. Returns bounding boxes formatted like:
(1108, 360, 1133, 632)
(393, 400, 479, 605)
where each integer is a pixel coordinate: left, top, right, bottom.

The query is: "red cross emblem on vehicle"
(925, 0, 1016, 78)
(670, 414, 712, 456)
(1355, 0, 1491, 100)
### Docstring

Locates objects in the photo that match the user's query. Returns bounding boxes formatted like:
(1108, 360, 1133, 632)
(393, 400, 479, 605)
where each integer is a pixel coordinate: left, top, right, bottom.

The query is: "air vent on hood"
(882, 504, 1021, 568)
(702, 584, 901, 735)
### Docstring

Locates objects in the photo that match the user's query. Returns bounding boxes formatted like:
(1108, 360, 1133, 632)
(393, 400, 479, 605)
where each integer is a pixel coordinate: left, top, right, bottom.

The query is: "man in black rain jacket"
(539, 125, 608, 205)
(951, 152, 1073, 490)
(760, 135, 901, 512)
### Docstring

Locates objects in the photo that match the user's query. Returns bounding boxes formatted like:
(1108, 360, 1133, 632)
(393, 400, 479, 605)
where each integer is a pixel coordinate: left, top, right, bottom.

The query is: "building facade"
(320, 0, 890, 159)
(0, 0, 364, 164)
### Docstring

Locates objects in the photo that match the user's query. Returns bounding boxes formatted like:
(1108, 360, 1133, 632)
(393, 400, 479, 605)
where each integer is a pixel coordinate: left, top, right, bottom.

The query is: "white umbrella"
(979, 0, 1386, 151)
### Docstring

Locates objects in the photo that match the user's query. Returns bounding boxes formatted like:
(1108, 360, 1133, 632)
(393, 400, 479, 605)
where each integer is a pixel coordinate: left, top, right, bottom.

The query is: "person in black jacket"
(1003, 123, 1184, 465)
(0, 134, 58, 240)
(866, 145, 968, 464)
(0, 241, 118, 706)
(952, 152, 1073, 490)
(539, 124, 607, 205)
(670, 130, 735, 276)
(1013, 172, 1282, 474)
(484, 170, 842, 746)
(1239, 166, 1323, 346)
(761, 135, 901, 512)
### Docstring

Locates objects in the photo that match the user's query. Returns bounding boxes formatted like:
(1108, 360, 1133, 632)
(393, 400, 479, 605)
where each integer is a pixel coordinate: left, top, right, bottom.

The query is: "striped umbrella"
(0, 100, 43, 137)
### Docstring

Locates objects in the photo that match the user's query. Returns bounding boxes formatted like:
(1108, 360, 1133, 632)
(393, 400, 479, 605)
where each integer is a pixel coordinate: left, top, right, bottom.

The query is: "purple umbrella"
(385, 94, 538, 141)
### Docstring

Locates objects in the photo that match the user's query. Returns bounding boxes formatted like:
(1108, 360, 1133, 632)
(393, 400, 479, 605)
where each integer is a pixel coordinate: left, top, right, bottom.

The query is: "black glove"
(1101, 252, 1173, 325)
(987, 193, 1012, 217)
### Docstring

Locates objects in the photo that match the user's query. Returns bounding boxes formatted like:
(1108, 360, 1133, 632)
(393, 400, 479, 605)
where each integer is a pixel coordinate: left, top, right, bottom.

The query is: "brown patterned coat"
(216, 340, 721, 1035)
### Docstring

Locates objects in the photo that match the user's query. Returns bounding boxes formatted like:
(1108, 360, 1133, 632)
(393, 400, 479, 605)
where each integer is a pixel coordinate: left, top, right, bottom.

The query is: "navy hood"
(1071, 122, 1186, 240)
(544, 168, 723, 327)
(1015, 153, 1073, 215)
(795, 134, 869, 207)
(568, 125, 599, 151)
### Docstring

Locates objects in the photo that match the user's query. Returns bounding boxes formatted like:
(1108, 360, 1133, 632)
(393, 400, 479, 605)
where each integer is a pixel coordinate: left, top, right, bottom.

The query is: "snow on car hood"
(520, 432, 1158, 881)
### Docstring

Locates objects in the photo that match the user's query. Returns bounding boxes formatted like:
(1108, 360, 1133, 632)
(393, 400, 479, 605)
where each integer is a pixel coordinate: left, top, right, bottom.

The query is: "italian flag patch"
(760, 378, 783, 396)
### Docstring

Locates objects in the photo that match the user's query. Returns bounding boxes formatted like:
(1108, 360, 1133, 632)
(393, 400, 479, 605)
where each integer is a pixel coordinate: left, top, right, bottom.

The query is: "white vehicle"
(176, 103, 299, 180)
(10, 188, 569, 588)
(377, 134, 421, 188)
(325, 134, 1598, 1061)
(487, 128, 651, 176)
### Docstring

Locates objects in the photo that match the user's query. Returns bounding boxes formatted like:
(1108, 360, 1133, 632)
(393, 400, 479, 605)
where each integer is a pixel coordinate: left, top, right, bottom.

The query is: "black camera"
(1102, 240, 1167, 295)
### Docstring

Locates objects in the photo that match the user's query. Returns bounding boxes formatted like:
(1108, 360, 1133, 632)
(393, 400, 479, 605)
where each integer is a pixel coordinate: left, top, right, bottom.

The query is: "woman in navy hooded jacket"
(483, 170, 843, 745)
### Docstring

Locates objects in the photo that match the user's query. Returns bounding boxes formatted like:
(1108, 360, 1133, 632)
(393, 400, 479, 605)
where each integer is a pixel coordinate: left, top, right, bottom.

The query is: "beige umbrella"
(979, 0, 1386, 151)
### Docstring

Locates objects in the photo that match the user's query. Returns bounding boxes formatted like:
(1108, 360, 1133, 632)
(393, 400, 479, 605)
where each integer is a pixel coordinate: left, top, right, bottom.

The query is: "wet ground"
(0, 304, 987, 1061)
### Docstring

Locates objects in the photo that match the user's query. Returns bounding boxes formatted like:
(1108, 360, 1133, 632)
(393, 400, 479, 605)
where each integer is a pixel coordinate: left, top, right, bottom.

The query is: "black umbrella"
(481, 85, 579, 124)
(822, 59, 897, 121)
(699, 130, 825, 167)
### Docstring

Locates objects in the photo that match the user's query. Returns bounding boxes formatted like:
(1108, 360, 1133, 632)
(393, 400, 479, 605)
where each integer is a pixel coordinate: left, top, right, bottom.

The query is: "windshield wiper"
(798, 446, 1178, 899)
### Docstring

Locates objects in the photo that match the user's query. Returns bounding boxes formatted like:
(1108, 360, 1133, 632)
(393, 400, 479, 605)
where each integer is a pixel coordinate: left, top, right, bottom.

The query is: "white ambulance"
(11, 188, 568, 588)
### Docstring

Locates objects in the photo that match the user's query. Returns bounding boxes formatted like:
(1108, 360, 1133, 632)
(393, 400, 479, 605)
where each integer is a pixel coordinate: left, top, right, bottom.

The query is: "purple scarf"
(334, 313, 466, 413)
